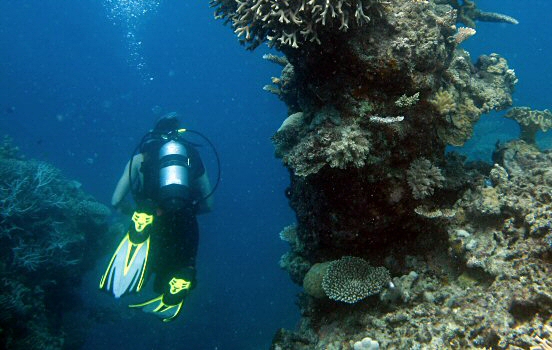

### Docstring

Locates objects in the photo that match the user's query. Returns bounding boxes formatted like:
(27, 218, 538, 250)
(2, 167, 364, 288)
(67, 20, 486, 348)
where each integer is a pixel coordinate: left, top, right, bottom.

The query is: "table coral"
(505, 107, 552, 145)
(321, 256, 390, 304)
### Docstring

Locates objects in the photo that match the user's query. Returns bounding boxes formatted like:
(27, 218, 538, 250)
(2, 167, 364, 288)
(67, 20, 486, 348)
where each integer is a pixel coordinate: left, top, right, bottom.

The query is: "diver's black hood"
(154, 112, 180, 133)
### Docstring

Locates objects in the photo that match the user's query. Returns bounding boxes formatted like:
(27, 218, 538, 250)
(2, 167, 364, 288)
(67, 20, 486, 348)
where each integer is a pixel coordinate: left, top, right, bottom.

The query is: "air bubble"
(103, 0, 160, 81)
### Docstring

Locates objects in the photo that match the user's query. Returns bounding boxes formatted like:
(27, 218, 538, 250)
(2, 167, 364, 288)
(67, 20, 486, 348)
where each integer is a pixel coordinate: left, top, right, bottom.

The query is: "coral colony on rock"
(211, 0, 552, 349)
(0, 136, 111, 349)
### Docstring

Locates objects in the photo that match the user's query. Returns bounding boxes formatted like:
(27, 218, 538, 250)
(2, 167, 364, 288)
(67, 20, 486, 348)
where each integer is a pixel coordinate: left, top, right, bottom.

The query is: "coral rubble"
(213, 0, 549, 348)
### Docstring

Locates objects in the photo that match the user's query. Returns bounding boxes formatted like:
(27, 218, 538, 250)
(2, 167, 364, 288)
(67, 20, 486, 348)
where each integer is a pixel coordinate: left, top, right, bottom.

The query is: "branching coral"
(0, 160, 68, 218)
(0, 158, 110, 272)
(262, 54, 298, 108)
(0, 279, 31, 320)
(452, 26, 476, 44)
(394, 92, 419, 108)
(435, 0, 518, 28)
(279, 223, 298, 244)
(407, 158, 445, 200)
(325, 123, 371, 169)
(282, 122, 371, 176)
(430, 89, 455, 115)
(211, 0, 384, 49)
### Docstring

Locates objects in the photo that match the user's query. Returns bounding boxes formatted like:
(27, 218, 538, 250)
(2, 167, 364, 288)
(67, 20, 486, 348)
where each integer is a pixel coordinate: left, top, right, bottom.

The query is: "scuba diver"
(100, 112, 217, 322)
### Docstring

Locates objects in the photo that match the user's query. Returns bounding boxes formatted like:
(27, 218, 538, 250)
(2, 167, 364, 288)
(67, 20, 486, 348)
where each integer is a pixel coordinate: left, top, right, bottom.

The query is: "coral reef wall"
(213, 0, 551, 348)
(0, 137, 111, 350)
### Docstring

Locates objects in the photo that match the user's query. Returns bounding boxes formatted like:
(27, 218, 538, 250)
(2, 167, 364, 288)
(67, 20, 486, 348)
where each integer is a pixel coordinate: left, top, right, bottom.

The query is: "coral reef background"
(212, 0, 552, 348)
(0, 0, 551, 349)
(0, 138, 111, 349)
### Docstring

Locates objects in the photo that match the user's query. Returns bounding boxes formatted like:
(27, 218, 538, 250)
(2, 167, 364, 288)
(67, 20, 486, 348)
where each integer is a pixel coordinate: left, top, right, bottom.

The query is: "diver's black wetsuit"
(134, 141, 205, 296)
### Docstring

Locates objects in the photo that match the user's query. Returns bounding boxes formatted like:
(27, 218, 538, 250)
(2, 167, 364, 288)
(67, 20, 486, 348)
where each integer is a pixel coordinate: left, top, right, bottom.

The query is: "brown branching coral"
(211, 0, 384, 49)
(407, 158, 445, 200)
(282, 122, 371, 176)
(262, 53, 296, 107)
(452, 26, 476, 45)
(325, 123, 371, 169)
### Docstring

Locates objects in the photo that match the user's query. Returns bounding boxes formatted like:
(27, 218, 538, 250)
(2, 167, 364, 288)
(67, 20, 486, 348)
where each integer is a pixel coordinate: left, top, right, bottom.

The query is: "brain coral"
(322, 256, 390, 303)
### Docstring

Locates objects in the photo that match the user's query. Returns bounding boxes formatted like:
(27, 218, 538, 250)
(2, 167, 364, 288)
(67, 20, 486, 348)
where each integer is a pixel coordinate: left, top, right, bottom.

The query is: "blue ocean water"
(0, 0, 550, 349)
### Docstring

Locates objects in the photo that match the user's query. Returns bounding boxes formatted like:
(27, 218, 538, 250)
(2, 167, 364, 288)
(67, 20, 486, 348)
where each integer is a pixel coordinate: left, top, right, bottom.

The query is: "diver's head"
(139, 112, 181, 154)
(153, 112, 180, 133)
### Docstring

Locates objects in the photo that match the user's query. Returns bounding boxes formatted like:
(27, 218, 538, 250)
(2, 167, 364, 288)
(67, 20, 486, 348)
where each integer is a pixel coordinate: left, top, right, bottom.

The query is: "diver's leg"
(158, 215, 199, 291)
(130, 215, 198, 322)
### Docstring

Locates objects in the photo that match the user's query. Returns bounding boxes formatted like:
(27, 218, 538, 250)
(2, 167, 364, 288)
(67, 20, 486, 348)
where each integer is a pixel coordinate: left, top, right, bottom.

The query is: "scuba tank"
(158, 139, 191, 212)
(130, 125, 220, 213)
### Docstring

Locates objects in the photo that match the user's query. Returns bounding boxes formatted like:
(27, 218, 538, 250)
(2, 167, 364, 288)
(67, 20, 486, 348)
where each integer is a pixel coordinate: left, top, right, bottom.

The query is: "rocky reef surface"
(211, 0, 551, 348)
(0, 136, 112, 350)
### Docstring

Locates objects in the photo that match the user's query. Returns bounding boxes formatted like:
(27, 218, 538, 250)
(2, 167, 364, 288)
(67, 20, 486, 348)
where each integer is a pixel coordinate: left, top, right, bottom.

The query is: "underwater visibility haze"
(1, 0, 552, 349)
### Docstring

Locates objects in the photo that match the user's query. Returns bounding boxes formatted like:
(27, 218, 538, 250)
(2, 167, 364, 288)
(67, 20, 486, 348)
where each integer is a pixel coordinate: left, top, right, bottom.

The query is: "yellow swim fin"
(99, 212, 154, 298)
(129, 277, 191, 322)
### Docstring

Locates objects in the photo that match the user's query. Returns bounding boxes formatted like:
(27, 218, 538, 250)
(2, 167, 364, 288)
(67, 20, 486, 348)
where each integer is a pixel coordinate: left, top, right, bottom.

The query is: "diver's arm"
(111, 154, 144, 208)
(194, 172, 213, 214)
